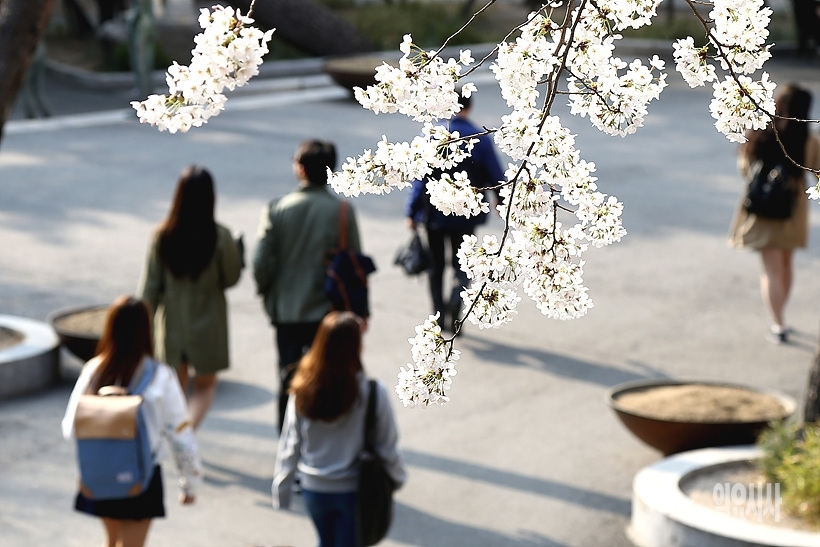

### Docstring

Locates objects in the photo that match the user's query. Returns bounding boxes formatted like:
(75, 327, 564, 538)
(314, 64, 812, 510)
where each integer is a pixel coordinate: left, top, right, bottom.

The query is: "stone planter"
(606, 379, 795, 456)
(323, 53, 400, 92)
(0, 315, 60, 400)
(47, 304, 109, 362)
(629, 446, 820, 547)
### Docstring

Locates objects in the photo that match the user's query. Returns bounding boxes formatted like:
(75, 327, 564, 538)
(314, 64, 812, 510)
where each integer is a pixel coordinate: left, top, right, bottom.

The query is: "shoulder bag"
(393, 229, 430, 276)
(324, 201, 377, 319)
(358, 379, 396, 546)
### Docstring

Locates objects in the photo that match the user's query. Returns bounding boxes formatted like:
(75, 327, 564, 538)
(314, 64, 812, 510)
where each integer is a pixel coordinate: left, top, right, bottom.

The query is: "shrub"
(758, 421, 820, 526)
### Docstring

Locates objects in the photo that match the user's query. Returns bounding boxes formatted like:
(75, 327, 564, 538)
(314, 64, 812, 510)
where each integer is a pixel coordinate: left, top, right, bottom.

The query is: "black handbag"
(744, 162, 794, 219)
(357, 380, 396, 546)
(393, 231, 430, 276)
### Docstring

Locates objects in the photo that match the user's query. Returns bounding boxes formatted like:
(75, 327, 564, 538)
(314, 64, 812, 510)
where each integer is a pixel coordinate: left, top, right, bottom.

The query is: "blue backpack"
(73, 359, 158, 500)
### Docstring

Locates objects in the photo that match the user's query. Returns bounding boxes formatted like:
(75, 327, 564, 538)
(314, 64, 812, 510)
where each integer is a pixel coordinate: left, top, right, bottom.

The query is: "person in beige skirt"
(729, 83, 820, 343)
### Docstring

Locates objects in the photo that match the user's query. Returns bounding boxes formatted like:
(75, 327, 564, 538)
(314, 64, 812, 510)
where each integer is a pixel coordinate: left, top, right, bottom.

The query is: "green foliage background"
(265, 0, 798, 60)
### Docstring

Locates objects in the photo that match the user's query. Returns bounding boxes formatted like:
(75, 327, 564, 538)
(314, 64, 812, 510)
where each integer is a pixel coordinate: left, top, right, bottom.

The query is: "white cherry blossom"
(395, 314, 460, 407)
(673, 37, 717, 87)
(131, 5, 273, 132)
(147, 0, 799, 407)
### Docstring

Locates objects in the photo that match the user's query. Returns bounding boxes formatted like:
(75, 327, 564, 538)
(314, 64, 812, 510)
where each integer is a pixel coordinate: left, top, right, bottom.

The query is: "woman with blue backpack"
(62, 296, 202, 547)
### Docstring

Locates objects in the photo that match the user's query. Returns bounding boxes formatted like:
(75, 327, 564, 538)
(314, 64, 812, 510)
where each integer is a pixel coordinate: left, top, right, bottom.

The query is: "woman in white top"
(273, 311, 406, 547)
(62, 296, 202, 547)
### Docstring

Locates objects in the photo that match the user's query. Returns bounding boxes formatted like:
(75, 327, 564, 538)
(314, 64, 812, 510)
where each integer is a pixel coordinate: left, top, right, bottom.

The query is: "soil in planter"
(0, 327, 24, 350)
(615, 384, 787, 423)
(53, 308, 109, 337)
(682, 461, 817, 531)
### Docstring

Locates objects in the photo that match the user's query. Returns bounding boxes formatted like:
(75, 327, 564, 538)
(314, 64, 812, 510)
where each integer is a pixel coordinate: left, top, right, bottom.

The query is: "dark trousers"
(791, 0, 820, 54)
(275, 321, 321, 432)
(426, 227, 472, 329)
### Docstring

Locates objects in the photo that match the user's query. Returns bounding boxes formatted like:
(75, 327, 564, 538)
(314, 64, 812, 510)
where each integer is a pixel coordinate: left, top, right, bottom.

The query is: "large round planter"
(606, 379, 795, 456)
(629, 445, 820, 547)
(323, 54, 400, 92)
(47, 304, 109, 362)
(0, 315, 60, 400)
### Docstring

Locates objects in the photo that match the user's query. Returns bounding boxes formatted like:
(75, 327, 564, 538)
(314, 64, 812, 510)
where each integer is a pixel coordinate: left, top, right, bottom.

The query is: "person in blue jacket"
(405, 94, 505, 332)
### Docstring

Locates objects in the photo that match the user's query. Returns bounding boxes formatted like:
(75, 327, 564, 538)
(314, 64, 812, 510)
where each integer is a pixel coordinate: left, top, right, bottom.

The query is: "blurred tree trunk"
(227, 0, 374, 56)
(804, 324, 820, 422)
(0, 0, 56, 148)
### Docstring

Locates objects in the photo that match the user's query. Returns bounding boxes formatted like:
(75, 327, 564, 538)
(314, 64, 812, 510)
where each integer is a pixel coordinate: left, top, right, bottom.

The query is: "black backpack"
(744, 162, 794, 219)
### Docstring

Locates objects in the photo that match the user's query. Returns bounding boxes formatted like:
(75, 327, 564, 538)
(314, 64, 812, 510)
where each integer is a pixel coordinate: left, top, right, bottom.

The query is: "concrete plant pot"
(0, 315, 60, 400)
(606, 379, 795, 456)
(630, 446, 820, 547)
(47, 304, 109, 362)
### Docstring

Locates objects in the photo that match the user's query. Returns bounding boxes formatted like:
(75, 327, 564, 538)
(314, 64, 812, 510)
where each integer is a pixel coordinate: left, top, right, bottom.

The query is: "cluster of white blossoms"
(672, 0, 775, 142)
(329, 124, 475, 197)
(396, 314, 460, 407)
(565, 2, 668, 137)
(427, 171, 490, 217)
(331, 13, 656, 405)
(354, 34, 477, 123)
(131, 6, 274, 133)
(710, 74, 776, 141)
(146, 0, 793, 407)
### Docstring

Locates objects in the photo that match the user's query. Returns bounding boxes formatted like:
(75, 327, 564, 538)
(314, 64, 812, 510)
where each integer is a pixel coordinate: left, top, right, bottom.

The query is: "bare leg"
(176, 361, 190, 398)
(101, 518, 119, 547)
(118, 518, 152, 547)
(188, 371, 218, 430)
(760, 247, 793, 332)
(100, 518, 151, 547)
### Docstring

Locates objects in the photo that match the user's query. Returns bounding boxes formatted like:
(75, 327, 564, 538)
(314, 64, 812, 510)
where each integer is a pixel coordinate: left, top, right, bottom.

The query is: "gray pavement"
(3, 45, 820, 547)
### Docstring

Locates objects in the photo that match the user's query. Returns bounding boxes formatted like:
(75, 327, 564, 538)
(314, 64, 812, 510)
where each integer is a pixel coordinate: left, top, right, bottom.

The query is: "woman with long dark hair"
(729, 83, 820, 343)
(138, 165, 243, 429)
(273, 311, 406, 547)
(62, 296, 201, 547)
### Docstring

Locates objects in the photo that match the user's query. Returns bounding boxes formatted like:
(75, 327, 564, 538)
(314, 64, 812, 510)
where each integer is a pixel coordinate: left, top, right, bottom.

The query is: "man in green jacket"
(253, 140, 363, 431)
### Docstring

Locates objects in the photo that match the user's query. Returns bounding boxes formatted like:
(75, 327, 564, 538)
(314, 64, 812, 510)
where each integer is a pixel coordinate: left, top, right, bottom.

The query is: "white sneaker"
(768, 325, 788, 344)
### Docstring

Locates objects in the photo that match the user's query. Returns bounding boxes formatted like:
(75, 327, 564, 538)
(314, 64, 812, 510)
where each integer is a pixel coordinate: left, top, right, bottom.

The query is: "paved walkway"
(3, 40, 820, 547)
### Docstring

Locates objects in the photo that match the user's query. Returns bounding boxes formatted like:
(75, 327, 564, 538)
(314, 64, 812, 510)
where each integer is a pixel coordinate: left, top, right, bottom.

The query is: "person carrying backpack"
(62, 296, 202, 547)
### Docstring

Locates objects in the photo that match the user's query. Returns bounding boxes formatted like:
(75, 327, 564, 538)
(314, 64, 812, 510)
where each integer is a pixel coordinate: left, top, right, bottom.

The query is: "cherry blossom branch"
(139, 0, 805, 408)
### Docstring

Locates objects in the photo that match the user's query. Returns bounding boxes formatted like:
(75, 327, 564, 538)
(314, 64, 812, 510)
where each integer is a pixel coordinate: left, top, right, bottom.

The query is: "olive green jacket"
(253, 184, 361, 325)
(138, 224, 243, 371)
